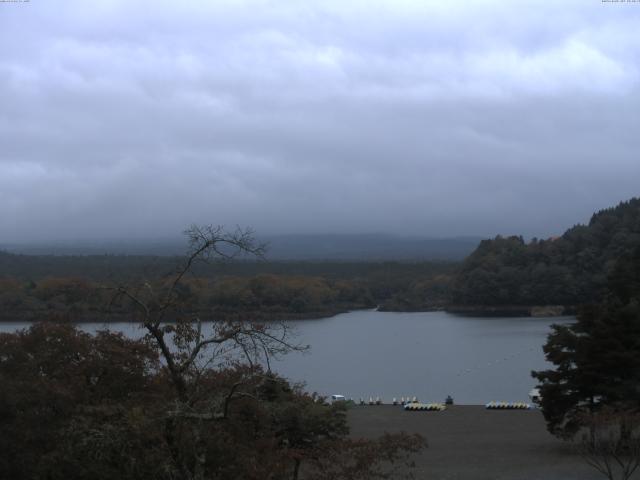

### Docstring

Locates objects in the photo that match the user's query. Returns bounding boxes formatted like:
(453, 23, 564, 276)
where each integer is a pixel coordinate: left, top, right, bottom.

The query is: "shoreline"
(0, 304, 577, 323)
(446, 304, 577, 317)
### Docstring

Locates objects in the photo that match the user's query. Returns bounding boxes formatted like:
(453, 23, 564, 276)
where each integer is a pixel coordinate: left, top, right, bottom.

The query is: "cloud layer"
(1, 0, 639, 242)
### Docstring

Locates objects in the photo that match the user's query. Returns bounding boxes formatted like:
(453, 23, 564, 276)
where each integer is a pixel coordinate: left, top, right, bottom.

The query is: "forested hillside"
(451, 198, 640, 309)
(0, 254, 455, 321)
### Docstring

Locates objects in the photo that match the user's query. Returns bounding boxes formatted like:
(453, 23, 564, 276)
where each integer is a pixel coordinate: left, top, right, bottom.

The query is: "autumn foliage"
(0, 323, 424, 480)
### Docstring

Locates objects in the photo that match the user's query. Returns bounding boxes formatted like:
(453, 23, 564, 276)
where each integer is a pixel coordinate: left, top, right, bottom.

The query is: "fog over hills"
(262, 234, 482, 260)
(1, 234, 482, 261)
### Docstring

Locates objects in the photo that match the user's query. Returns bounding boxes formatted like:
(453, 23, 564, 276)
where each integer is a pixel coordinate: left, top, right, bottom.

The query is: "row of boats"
(404, 403, 447, 411)
(404, 401, 533, 411)
(330, 389, 543, 409)
(485, 401, 532, 410)
(331, 394, 537, 410)
(344, 396, 447, 406)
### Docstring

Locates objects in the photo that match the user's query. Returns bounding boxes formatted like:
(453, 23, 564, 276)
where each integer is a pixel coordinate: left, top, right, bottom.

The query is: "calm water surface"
(278, 310, 573, 404)
(0, 310, 573, 404)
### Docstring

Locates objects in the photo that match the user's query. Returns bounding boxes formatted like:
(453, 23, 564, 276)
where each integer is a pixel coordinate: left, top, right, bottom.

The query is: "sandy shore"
(348, 405, 611, 480)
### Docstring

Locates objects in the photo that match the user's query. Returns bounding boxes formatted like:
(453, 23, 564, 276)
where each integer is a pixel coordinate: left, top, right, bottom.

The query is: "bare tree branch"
(107, 225, 303, 404)
(579, 408, 640, 480)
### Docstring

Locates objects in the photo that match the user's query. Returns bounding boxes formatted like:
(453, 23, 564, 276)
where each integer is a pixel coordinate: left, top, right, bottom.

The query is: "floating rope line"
(455, 346, 538, 377)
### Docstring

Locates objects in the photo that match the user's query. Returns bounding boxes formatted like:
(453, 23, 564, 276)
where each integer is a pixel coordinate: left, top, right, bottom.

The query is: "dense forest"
(0, 254, 455, 321)
(451, 198, 640, 312)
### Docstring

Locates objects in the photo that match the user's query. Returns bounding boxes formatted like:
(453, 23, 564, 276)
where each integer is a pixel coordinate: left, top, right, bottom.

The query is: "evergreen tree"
(532, 246, 640, 438)
(453, 197, 640, 308)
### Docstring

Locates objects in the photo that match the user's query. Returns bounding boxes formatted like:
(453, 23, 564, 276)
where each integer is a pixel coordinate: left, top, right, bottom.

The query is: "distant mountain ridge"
(262, 234, 481, 260)
(1, 234, 482, 261)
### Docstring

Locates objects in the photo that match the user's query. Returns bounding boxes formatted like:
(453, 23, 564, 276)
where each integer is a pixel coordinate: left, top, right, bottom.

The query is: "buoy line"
(455, 346, 537, 377)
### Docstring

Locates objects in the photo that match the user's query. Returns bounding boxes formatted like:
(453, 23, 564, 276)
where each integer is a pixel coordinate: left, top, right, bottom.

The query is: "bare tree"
(579, 408, 640, 480)
(109, 225, 306, 480)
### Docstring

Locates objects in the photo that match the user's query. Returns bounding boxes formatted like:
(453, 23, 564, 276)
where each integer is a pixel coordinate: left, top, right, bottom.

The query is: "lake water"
(0, 310, 573, 404)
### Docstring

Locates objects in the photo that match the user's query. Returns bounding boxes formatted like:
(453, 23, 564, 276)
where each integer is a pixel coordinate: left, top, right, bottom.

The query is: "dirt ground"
(347, 405, 620, 480)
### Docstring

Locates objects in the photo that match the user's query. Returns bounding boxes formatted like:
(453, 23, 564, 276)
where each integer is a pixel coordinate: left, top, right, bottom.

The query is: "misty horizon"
(2, 1, 639, 243)
(0, 196, 627, 248)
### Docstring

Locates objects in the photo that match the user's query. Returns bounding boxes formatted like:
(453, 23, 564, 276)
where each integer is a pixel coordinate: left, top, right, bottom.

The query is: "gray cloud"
(1, 0, 639, 242)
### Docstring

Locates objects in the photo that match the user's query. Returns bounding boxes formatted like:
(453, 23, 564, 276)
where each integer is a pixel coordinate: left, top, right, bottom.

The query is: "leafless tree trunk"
(109, 225, 306, 480)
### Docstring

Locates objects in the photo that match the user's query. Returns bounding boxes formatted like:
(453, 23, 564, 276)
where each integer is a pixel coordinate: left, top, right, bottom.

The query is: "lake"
(0, 310, 573, 404)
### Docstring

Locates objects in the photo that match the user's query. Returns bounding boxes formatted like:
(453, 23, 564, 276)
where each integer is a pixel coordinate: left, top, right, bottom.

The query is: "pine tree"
(532, 246, 640, 438)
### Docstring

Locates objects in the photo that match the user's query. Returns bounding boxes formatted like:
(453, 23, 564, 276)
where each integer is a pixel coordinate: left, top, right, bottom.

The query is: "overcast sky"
(1, 0, 639, 243)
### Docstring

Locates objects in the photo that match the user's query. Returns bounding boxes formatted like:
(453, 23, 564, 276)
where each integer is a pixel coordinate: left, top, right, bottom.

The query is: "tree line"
(0, 258, 456, 321)
(452, 198, 640, 309)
